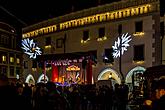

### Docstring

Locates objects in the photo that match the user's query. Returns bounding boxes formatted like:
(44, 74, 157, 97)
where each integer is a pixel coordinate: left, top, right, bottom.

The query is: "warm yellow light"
(133, 32, 145, 36)
(55, 78, 58, 82)
(109, 74, 112, 79)
(133, 60, 144, 64)
(103, 36, 107, 40)
(10, 57, 14, 63)
(66, 65, 80, 71)
(22, 25, 57, 38)
(17, 58, 20, 64)
(97, 36, 107, 41)
(156, 89, 165, 99)
(45, 45, 51, 49)
(2, 56, 6, 62)
(32, 68, 37, 71)
(97, 38, 101, 41)
(23, 4, 152, 38)
(81, 39, 87, 43)
(46, 67, 51, 71)
(81, 38, 90, 44)
(145, 100, 152, 106)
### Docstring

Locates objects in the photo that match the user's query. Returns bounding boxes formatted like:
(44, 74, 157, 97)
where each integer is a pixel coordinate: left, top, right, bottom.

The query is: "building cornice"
(0, 47, 22, 53)
(22, 0, 159, 39)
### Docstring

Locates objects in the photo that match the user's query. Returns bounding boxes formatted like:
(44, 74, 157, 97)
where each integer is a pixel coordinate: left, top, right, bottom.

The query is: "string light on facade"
(21, 38, 42, 59)
(112, 33, 132, 58)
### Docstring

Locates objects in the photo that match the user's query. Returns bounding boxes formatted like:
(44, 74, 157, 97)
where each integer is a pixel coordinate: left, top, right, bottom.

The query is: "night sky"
(0, 0, 164, 28)
(0, 0, 119, 27)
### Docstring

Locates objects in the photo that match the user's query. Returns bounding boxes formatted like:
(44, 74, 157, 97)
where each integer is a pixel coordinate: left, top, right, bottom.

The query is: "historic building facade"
(0, 22, 22, 82)
(22, 0, 162, 87)
(161, 15, 165, 65)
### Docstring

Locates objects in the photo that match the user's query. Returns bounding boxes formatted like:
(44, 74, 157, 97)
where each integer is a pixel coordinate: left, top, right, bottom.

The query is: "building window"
(135, 21, 143, 32)
(16, 67, 20, 75)
(12, 38, 16, 49)
(83, 30, 89, 41)
(32, 61, 37, 68)
(138, 8, 141, 14)
(24, 61, 28, 69)
(10, 57, 14, 63)
(103, 48, 114, 64)
(121, 12, 123, 18)
(1, 66, 7, 75)
(17, 58, 20, 64)
(38, 61, 44, 69)
(2, 55, 6, 62)
(99, 27, 105, 38)
(160, 22, 164, 37)
(56, 38, 63, 48)
(45, 37, 51, 46)
(10, 67, 14, 76)
(133, 44, 144, 61)
(89, 50, 97, 64)
(118, 24, 122, 35)
(113, 13, 116, 19)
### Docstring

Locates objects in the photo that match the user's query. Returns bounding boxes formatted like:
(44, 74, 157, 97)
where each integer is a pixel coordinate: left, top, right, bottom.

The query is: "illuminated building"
(22, 0, 163, 87)
(0, 22, 22, 81)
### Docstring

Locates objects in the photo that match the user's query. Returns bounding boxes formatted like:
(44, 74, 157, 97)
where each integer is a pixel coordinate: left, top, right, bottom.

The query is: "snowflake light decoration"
(112, 33, 132, 58)
(21, 38, 42, 59)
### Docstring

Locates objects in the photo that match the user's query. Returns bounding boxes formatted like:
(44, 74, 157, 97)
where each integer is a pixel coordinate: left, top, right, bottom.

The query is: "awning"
(143, 65, 165, 79)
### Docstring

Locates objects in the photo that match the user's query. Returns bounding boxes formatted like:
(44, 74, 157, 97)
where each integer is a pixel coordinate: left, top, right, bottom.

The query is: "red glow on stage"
(52, 65, 59, 82)
(86, 59, 92, 84)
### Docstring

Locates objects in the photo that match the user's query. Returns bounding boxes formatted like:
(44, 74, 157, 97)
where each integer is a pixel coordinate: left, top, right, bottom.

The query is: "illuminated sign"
(51, 59, 83, 66)
(66, 65, 80, 71)
(21, 38, 42, 59)
(52, 60, 72, 66)
(112, 33, 132, 58)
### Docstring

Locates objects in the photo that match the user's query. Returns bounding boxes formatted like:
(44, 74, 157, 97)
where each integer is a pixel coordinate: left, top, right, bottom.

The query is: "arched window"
(25, 74, 35, 85)
(37, 74, 49, 83)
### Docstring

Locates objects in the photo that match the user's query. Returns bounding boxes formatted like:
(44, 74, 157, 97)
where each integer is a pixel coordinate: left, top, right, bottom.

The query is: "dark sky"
(0, 0, 164, 28)
(0, 0, 119, 27)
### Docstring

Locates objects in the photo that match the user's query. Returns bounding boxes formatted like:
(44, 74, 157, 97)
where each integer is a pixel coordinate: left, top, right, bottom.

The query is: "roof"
(143, 65, 165, 78)
(0, 22, 16, 33)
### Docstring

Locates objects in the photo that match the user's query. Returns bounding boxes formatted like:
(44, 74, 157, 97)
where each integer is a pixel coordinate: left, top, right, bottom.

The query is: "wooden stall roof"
(143, 65, 165, 79)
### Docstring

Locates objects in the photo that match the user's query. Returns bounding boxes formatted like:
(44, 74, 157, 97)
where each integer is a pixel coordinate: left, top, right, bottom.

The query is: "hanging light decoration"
(112, 33, 132, 58)
(21, 38, 42, 59)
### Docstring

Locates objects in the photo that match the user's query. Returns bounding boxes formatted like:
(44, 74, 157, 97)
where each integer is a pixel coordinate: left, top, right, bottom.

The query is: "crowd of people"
(0, 74, 164, 110)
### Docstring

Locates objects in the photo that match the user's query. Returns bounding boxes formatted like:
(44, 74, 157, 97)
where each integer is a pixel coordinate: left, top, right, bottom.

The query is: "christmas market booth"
(143, 65, 165, 99)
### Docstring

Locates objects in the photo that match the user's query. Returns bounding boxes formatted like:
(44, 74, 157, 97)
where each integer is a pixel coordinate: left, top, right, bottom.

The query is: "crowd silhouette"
(0, 74, 164, 110)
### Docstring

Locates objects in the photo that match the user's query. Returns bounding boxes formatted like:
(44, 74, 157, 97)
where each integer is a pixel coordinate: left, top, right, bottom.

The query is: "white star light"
(22, 38, 42, 59)
(112, 33, 132, 58)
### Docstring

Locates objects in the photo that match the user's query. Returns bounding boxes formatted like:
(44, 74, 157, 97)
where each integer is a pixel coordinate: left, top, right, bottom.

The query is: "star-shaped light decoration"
(21, 38, 42, 59)
(112, 33, 132, 58)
